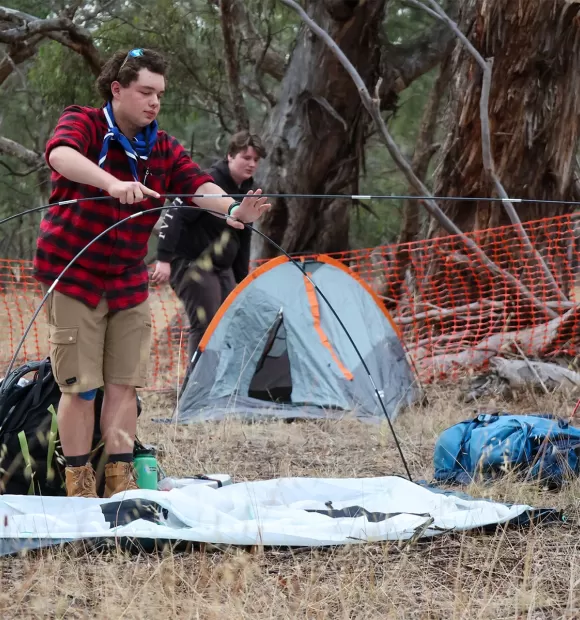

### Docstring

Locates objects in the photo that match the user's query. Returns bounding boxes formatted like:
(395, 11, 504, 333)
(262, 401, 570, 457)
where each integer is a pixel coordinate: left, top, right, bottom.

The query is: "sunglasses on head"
(118, 48, 144, 74)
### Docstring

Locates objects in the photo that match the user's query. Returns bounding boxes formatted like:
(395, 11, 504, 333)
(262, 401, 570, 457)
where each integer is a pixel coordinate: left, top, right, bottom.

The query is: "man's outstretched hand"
(226, 189, 271, 229)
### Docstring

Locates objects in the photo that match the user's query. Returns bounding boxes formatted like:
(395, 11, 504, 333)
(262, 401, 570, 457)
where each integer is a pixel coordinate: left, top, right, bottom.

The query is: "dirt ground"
(1, 385, 579, 619)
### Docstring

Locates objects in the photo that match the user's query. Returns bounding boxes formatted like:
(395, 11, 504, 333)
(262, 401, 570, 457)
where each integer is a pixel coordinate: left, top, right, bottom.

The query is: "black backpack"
(0, 358, 142, 496)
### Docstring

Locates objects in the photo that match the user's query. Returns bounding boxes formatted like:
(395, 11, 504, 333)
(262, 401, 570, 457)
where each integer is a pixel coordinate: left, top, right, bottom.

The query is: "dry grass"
(1, 385, 580, 619)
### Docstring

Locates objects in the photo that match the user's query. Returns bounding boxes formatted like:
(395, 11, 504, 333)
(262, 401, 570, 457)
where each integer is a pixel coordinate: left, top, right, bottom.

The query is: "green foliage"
(387, 3, 437, 44)
(3, 0, 51, 16)
(29, 44, 98, 110)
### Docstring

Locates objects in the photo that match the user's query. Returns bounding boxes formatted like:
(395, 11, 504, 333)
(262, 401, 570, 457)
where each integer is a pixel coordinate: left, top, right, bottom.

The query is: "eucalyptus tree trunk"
(434, 0, 580, 233)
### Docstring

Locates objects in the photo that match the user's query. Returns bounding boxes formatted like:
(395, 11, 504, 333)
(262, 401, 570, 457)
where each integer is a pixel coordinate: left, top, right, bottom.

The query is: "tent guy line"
(0, 204, 414, 481)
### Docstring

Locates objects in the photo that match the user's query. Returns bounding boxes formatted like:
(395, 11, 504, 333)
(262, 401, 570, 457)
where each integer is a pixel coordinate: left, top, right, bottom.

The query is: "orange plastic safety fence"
(1, 212, 579, 389)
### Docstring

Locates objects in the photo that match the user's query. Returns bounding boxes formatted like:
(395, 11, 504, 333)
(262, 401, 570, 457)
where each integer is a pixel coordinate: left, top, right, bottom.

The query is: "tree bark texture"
(434, 0, 580, 231)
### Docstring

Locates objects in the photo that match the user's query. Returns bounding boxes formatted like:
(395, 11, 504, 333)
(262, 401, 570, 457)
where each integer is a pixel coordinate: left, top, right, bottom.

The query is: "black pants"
(170, 258, 235, 381)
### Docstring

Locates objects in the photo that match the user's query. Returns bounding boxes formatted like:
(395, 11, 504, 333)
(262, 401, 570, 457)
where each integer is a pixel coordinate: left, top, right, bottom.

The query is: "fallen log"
(393, 300, 503, 325)
(414, 304, 580, 379)
(489, 357, 580, 394)
(408, 331, 479, 351)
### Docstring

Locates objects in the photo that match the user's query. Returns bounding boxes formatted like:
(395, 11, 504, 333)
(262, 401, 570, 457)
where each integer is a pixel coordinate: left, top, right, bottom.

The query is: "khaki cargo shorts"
(41, 287, 152, 393)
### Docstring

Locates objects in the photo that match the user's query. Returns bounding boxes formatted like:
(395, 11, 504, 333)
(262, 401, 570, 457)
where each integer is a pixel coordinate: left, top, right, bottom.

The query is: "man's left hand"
(227, 189, 270, 229)
(151, 260, 171, 284)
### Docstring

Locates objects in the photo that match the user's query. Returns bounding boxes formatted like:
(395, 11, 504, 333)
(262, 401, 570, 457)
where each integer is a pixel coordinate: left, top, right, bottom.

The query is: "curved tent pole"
(2, 201, 413, 481)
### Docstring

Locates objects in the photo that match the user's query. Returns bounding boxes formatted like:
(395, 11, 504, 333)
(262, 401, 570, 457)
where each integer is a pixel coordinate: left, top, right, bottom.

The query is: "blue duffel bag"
(434, 412, 580, 487)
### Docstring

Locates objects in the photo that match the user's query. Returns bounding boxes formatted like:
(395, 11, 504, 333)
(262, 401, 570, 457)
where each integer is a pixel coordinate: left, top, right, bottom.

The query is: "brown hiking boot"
(104, 462, 139, 498)
(65, 464, 98, 498)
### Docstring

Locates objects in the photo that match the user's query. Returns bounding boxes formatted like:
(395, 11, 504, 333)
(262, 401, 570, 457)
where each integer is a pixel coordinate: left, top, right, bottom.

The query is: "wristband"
(228, 201, 241, 217)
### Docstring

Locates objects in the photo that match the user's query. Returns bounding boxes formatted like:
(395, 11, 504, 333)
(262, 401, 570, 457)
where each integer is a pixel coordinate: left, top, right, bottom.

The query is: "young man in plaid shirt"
(34, 48, 269, 498)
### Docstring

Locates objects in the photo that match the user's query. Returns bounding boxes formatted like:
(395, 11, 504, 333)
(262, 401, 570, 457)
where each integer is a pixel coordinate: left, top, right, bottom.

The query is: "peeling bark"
(434, 0, 580, 230)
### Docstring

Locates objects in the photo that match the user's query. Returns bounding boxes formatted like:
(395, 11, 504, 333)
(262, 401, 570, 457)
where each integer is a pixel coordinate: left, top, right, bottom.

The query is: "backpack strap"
(30, 359, 49, 409)
(0, 360, 42, 394)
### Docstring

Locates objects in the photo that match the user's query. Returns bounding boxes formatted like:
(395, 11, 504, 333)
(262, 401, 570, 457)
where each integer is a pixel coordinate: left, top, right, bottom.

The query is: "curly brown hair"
(95, 48, 168, 102)
(227, 131, 267, 159)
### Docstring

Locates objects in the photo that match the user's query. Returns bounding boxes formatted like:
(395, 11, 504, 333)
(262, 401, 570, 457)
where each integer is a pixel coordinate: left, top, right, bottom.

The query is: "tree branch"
(0, 136, 43, 168)
(277, 0, 557, 321)
(0, 6, 102, 75)
(0, 36, 44, 86)
(61, 0, 84, 20)
(252, 25, 278, 107)
(415, 305, 580, 378)
(0, 159, 43, 176)
(409, 0, 568, 304)
(75, 0, 119, 24)
(386, 21, 454, 92)
(0, 13, 72, 43)
(394, 300, 503, 325)
(219, 0, 250, 131)
(242, 27, 286, 81)
(0, 7, 37, 24)
(248, 39, 285, 81)
(47, 30, 102, 76)
(211, 0, 286, 80)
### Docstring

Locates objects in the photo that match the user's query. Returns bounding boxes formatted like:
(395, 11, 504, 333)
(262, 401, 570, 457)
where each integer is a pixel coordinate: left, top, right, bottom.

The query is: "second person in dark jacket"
(152, 131, 266, 368)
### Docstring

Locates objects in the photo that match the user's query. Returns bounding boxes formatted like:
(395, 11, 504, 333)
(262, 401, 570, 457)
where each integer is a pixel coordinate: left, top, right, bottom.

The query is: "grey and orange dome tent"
(176, 255, 421, 422)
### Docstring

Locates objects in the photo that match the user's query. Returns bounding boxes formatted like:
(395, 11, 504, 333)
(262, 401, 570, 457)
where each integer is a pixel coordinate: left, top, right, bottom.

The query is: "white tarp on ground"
(0, 476, 534, 553)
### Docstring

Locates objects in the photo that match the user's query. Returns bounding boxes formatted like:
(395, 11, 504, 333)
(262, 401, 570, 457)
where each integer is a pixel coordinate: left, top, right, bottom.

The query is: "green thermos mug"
(134, 447, 159, 490)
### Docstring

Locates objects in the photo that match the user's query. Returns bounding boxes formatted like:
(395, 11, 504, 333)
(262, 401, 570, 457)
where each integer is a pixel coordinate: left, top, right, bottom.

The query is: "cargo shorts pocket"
(48, 326, 79, 387)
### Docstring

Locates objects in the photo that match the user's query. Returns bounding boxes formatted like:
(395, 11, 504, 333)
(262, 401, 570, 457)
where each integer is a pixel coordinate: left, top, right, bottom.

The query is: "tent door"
(248, 309, 293, 403)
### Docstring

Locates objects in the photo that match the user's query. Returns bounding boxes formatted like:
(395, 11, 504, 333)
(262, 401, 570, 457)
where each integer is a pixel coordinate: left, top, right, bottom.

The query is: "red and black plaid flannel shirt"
(34, 105, 213, 311)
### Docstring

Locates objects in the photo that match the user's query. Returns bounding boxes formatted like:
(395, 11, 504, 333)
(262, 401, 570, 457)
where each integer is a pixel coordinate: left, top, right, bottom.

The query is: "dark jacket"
(156, 159, 254, 283)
